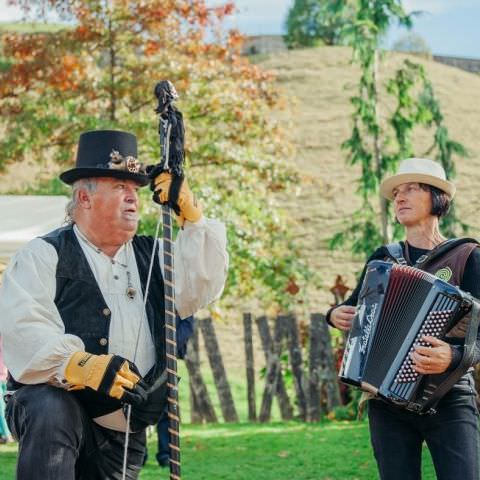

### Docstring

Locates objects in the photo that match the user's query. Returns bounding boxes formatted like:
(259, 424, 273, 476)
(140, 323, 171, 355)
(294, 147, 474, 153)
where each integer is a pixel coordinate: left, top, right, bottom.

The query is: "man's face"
(88, 177, 141, 240)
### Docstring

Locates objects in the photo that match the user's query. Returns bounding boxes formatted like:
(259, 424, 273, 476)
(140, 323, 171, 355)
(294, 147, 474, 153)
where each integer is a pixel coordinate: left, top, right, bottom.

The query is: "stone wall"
(241, 35, 287, 56)
(433, 55, 480, 74)
(242, 35, 480, 76)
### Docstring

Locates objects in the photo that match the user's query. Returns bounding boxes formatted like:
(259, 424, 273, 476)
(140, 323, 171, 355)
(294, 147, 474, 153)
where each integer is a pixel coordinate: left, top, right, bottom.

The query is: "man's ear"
(77, 188, 92, 209)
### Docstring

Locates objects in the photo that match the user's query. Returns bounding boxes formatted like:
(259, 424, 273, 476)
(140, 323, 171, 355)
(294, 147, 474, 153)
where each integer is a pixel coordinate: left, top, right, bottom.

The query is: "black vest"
(9, 225, 166, 419)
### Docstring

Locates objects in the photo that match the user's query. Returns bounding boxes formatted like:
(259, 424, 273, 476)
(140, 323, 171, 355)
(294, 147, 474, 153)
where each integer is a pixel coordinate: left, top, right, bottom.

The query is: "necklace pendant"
(126, 286, 136, 300)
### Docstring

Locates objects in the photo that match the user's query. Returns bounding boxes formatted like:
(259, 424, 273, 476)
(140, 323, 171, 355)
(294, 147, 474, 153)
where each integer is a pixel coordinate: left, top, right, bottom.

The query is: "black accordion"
(339, 260, 480, 414)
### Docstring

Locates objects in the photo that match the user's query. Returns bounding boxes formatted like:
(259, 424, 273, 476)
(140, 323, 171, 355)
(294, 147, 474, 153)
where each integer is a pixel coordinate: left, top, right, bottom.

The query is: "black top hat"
(60, 130, 149, 186)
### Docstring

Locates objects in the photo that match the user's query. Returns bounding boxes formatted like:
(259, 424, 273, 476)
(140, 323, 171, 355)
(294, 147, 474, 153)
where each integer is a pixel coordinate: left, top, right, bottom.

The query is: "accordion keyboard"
(395, 308, 454, 384)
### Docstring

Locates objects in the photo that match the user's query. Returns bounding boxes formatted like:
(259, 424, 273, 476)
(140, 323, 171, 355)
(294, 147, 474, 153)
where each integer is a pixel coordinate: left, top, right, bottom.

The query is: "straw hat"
(380, 158, 456, 200)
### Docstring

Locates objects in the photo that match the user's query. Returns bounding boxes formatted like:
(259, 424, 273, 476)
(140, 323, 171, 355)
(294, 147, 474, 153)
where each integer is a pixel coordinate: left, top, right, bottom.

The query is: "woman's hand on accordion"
(330, 305, 357, 331)
(411, 335, 453, 375)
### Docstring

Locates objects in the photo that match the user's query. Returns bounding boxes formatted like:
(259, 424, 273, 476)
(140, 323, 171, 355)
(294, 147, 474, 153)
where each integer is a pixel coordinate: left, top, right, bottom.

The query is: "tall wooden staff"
(152, 80, 184, 480)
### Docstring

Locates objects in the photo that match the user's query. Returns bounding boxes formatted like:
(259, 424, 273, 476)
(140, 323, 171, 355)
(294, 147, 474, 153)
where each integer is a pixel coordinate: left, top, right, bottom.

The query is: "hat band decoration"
(108, 150, 146, 175)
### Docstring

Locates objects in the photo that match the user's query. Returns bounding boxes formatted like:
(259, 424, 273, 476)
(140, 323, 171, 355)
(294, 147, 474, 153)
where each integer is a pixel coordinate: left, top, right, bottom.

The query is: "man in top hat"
(327, 157, 480, 479)
(0, 130, 228, 479)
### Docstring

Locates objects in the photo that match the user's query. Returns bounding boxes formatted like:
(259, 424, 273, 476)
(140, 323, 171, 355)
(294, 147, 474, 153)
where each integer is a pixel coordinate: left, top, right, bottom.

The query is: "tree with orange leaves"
(0, 0, 311, 311)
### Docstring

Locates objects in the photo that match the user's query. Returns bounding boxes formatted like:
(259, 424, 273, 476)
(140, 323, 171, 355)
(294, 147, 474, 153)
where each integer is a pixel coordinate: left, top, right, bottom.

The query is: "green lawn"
(0, 420, 437, 480)
(0, 362, 438, 479)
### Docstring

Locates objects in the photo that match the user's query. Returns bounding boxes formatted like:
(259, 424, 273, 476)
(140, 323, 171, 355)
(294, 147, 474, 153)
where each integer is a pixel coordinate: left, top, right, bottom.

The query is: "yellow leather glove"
(65, 352, 148, 405)
(153, 172, 202, 226)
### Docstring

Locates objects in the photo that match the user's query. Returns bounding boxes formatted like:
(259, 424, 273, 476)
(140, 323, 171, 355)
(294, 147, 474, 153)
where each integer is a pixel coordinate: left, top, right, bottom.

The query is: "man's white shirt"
(0, 217, 228, 430)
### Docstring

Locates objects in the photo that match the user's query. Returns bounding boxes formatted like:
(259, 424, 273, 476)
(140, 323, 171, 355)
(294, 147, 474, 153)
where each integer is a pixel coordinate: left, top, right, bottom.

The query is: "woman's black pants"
(369, 395, 479, 480)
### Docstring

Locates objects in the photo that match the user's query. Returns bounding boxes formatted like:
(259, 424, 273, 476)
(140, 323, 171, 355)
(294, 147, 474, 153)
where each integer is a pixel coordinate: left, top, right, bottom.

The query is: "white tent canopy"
(0, 195, 69, 261)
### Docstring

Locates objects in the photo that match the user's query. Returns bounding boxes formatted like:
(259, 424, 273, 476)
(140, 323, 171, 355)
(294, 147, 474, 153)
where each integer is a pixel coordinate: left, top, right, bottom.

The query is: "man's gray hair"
(65, 178, 98, 224)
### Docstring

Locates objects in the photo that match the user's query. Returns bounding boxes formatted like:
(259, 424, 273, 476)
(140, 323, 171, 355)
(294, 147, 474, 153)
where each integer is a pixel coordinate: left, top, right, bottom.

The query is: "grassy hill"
(258, 46, 480, 310)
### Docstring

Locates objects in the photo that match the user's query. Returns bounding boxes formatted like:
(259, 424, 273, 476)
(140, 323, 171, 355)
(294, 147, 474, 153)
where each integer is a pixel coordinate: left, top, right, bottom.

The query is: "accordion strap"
(386, 238, 479, 268)
(385, 242, 407, 265)
(418, 299, 480, 413)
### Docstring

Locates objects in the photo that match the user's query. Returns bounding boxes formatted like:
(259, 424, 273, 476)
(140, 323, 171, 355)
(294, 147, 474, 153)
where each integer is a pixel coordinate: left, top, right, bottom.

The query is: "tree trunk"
(107, 15, 117, 122)
(199, 318, 239, 422)
(373, 48, 390, 243)
(243, 313, 257, 421)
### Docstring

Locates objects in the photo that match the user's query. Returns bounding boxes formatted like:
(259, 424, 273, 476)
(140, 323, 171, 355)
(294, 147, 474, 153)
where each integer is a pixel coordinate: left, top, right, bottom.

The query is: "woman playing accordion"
(327, 157, 480, 480)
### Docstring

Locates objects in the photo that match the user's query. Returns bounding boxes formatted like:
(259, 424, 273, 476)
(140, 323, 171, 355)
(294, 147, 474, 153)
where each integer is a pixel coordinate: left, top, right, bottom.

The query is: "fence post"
(184, 326, 217, 423)
(284, 314, 307, 421)
(187, 326, 203, 424)
(256, 316, 293, 422)
(243, 313, 257, 421)
(307, 313, 322, 421)
(317, 313, 341, 412)
(199, 317, 239, 422)
(273, 315, 294, 420)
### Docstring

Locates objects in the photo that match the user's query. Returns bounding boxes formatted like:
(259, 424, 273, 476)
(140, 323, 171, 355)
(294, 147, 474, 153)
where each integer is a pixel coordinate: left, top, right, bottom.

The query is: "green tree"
(331, 0, 467, 257)
(0, 0, 311, 311)
(285, 0, 357, 48)
(392, 32, 431, 58)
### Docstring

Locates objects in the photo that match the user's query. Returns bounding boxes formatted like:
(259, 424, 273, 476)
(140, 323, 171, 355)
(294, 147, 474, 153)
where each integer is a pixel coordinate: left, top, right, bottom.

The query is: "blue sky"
(1, 0, 479, 58)
(222, 0, 480, 58)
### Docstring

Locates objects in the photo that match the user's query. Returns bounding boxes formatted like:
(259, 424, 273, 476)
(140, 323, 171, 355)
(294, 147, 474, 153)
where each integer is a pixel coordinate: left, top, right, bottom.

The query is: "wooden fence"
(185, 313, 341, 423)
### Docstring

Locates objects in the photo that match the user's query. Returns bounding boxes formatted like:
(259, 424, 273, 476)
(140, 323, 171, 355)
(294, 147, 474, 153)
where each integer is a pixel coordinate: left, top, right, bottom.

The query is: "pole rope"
(121, 213, 162, 480)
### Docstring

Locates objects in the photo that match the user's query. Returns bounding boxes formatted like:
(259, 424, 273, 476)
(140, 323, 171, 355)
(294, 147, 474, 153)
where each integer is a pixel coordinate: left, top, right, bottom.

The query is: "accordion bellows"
(339, 260, 480, 414)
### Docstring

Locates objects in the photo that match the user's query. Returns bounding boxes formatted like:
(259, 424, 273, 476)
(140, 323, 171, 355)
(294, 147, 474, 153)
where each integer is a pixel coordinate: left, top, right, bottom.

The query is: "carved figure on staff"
(327, 158, 480, 480)
(0, 127, 228, 479)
